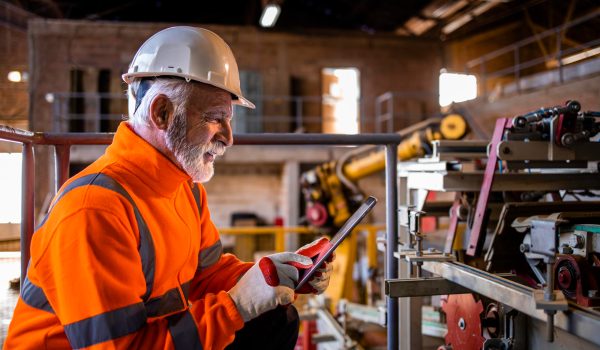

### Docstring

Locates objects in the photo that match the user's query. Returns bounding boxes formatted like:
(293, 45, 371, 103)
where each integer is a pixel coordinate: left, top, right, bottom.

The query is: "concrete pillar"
(282, 160, 300, 250)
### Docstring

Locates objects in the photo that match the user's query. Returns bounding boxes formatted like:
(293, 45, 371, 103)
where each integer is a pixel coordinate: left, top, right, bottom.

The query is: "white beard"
(166, 112, 225, 183)
(177, 143, 215, 183)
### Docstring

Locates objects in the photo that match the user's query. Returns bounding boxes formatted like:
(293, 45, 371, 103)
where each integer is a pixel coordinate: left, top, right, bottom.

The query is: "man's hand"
(295, 237, 334, 295)
(228, 252, 312, 322)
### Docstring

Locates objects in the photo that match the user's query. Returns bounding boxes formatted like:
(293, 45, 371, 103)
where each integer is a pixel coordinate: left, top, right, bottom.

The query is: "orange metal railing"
(0, 124, 401, 345)
(0, 124, 400, 288)
(0, 125, 114, 283)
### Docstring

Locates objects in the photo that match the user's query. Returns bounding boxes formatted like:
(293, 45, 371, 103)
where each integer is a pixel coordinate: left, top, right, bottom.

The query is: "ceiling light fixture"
(404, 17, 437, 36)
(442, 0, 502, 35)
(260, 3, 281, 28)
(546, 46, 600, 68)
(561, 46, 600, 66)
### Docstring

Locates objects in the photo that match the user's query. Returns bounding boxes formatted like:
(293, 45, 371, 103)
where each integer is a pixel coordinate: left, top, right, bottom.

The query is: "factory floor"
(0, 252, 19, 348)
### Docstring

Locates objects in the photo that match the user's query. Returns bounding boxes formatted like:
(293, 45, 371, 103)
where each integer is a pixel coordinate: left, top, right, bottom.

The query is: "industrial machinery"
(297, 114, 468, 349)
(385, 100, 600, 349)
(301, 114, 468, 229)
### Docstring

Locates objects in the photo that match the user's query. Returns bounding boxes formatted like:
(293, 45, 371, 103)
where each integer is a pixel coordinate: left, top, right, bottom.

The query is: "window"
(439, 71, 477, 107)
(67, 68, 119, 132)
(233, 70, 263, 133)
(0, 153, 22, 223)
(322, 68, 361, 134)
(69, 69, 85, 132)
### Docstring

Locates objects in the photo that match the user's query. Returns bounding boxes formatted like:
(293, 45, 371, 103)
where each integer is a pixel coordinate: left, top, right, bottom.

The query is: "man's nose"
(217, 120, 233, 147)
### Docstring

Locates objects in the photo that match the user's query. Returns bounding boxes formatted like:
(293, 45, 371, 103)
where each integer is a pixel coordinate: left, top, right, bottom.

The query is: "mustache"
(204, 141, 226, 156)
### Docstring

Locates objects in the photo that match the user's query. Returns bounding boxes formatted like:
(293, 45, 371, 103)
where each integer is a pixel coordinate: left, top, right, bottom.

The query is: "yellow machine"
(301, 114, 468, 228)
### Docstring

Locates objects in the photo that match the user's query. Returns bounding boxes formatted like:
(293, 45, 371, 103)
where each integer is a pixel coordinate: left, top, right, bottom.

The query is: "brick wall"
(28, 19, 442, 133)
(27, 19, 442, 218)
(203, 165, 283, 228)
(203, 162, 386, 251)
(0, 3, 34, 152)
(0, 4, 35, 241)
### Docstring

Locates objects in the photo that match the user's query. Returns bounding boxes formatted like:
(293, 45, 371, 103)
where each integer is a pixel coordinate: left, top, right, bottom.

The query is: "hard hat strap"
(134, 78, 155, 114)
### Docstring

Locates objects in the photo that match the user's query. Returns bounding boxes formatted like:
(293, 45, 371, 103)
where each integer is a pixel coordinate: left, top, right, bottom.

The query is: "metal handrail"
(48, 92, 350, 102)
(49, 92, 367, 133)
(464, 9, 600, 96)
(51, 90, 439, 135)
(374, 91, 439, 133)
(466, 9, 600, 69)
(0, 125, 38, 144)
(0, 124, 402, 349)
(482, 36, 600, 80)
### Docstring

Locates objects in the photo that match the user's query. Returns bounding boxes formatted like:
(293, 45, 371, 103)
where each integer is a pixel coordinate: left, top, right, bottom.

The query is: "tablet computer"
(295, 196, 378, 291)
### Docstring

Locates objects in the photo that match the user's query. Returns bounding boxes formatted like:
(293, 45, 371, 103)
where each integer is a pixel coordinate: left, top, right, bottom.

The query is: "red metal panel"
(466, 118, 511, 256)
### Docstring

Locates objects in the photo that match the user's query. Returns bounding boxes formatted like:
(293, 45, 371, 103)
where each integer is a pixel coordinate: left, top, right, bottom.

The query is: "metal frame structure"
(465, 9, 600, 96)
(373, 91, 439, 133)
(48, 92, 369, 134)
(387, 261, 600, 347)
(391, 134, 600, 349)
(0, 125, 404, 349)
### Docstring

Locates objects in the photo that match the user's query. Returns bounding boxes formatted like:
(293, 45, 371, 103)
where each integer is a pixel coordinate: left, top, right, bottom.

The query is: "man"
(4, 26, 333, 349)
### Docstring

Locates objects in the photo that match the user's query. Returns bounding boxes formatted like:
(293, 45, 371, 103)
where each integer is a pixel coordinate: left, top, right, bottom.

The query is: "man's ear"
(149, 94, 174, 130)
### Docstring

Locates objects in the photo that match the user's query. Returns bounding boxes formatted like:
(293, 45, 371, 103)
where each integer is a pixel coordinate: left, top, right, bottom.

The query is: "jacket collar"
(106, 122, 191, 197)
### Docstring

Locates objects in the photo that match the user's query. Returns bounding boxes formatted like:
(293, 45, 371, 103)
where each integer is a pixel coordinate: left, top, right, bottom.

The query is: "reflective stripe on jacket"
(4, 123, 252, 350)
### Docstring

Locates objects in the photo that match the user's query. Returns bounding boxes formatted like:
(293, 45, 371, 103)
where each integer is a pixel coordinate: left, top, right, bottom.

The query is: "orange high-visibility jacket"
(4, 123, 253, 350)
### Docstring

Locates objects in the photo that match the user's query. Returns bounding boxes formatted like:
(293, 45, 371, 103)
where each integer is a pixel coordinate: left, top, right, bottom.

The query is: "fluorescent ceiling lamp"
(429, 0, 469, 19)
(442, 1, 501, 35)
(439, 72, 477, 107)
(546, 46, 600, 68)
(260, 4, 281, 28)
(561, 46, 600, 65)
(404, 17, 436, 36)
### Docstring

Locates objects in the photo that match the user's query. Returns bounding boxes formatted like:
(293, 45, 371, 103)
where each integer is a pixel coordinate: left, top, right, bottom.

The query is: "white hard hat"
(122, 26, 255, 109)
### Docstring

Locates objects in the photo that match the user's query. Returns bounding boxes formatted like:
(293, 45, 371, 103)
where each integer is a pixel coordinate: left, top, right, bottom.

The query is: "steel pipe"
(234, 133, 402, 145)
(385, 143, 399, 349)
(40, 133, 113, 145)
(0, 126, 407, 147)
(54, 145, 71, 192)
(0, 125, 404, 302)
(39, 132, 403, 146)
(0, 125, 37, 144)
(385, 277, 471, 297)
(20, 144, 34, 290)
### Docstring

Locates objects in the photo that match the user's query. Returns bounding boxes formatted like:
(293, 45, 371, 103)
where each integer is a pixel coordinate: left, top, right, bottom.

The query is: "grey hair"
(126, 78, 195, 127)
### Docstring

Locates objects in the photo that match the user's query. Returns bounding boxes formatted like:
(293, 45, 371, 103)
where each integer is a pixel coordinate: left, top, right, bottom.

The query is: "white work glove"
(228, 252, 313, 322)
(295, 237, 335, 294)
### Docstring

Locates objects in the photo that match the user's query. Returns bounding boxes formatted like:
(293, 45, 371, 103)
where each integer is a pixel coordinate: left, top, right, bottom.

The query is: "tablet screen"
(295, 196, 378, 291)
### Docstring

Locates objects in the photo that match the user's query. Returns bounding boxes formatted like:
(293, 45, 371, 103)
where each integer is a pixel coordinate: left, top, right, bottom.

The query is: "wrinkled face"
(166, 85, 233, 183)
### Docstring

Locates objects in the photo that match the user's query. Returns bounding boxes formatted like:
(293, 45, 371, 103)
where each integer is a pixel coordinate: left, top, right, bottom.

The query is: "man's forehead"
(188, 83, 233, 110)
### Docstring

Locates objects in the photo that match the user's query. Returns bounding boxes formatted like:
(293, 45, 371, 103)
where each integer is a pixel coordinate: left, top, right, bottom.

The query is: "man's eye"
(205, 116, 220, 123)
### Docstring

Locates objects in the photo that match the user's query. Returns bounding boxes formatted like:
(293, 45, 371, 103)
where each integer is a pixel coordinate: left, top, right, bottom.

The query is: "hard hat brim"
(122, 72, 256, 110)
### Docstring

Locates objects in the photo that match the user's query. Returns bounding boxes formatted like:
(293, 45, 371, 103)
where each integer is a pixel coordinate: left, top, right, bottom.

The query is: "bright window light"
(260, 4, 281, 28)
(439, 71, 477, 107)
(0, 153, 22, 223)
(7, 71, 22, 82)
(322, 68, 360, 134)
